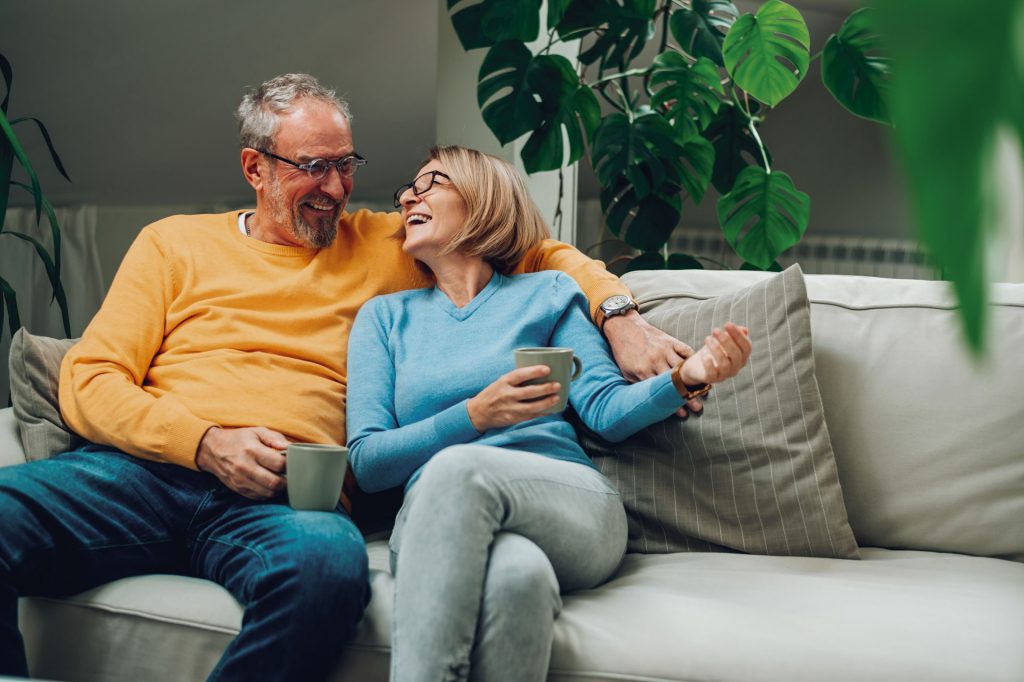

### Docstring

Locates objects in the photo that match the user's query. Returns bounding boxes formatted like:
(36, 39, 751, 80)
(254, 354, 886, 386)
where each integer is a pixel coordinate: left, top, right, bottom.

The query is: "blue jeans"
(0, 445, 369, 681)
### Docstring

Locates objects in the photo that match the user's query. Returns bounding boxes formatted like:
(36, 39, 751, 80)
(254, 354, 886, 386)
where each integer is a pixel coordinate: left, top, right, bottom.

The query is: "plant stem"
(694, 254, 733, 270)
(590, 68, 649, 87)
(553, 168, 564, 233)
(659, 0, 672, 54)
(748, 117, 771, 174)
(597, 83, 628, 114)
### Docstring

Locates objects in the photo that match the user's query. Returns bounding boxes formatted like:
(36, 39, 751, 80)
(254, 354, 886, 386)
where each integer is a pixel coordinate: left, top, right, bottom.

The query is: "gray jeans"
(388, 444, 628, 682)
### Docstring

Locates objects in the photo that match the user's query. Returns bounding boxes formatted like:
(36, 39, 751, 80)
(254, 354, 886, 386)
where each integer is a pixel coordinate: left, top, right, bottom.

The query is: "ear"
(241, 148, 264, 191)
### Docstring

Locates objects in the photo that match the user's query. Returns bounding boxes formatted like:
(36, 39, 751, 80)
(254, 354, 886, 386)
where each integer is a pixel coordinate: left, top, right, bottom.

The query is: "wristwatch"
(596, 294, 638, 332)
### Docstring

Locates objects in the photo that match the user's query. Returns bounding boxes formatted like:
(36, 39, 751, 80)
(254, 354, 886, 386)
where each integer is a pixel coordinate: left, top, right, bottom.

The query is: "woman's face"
(398, 160, 467, 262)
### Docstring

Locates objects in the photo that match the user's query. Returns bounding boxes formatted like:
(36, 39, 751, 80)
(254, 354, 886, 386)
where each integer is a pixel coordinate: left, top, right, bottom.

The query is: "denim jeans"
(0, 445, 370, 681)
(388, 445, 628, 682)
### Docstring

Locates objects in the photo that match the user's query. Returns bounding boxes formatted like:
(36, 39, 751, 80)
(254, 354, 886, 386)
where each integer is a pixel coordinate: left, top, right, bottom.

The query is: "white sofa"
(2, 269, 1023, 682)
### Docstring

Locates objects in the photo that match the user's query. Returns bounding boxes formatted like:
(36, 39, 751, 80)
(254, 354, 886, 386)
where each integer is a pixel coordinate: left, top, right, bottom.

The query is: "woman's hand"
(467, 366, 562, 432)
(679, 322, 752, 387)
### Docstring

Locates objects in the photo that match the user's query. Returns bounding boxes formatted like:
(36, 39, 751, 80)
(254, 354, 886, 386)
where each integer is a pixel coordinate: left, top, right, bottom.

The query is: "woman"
(346, 146, 751, 682)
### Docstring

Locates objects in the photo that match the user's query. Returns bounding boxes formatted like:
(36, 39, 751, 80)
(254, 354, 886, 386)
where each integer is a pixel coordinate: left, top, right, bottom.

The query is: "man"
(0, 74, 696, 681)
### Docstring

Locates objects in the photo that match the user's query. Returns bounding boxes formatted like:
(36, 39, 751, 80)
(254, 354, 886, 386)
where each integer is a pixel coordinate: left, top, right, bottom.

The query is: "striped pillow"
(576, 265, 859, 558)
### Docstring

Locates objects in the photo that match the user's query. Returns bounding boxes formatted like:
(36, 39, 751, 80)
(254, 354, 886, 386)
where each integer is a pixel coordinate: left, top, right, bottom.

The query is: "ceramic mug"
(286, 443, 348, 511)
(514, 347, 583, 414)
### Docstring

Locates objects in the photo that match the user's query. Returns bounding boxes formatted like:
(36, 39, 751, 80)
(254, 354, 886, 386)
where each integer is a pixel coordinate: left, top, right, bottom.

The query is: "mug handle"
(570, 356, 583, 380)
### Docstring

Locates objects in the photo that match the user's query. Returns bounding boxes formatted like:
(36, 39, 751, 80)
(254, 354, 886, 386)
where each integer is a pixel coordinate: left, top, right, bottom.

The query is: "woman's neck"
(429, 255, 495, 308)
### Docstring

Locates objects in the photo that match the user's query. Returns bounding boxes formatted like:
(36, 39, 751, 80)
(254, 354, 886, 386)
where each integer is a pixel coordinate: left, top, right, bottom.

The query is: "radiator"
(669, 229, 939, 280)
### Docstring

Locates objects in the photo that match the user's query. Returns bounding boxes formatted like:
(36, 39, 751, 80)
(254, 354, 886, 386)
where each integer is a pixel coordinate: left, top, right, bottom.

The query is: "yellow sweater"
(59, 209, 628, 471)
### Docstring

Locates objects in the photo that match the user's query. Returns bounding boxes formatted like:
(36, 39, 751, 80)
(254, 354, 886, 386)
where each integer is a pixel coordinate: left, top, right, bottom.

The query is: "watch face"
(603, 295, 632, 312)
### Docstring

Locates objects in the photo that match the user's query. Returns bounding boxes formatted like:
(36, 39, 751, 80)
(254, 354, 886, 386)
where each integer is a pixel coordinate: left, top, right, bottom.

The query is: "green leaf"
(0, 276, 21, 341)
(0, 52, 11, 113)
(874, 0, 1023, 352)
(601, 179, 682, 252)
(594, 112, 685, 199)
(675, 134, 715, 205)
(723, 0, 810, 107)
(702, 103, 769, 194)
(547, 0, 573, 31)
(668, 252, 705, 270)
(0, 106, 43, 224)
(4, 229, 71, 336)
(670, 0, 739, 66)
(717, 165, 809, 270)
(578, 0, 657, 70)
(650, 54, 724, 140)
(478, 41, 543, 145)
(11, 182, 69, 333)
(449, 0, 542, 50)
(821, 7, 891, 124)
(10, 117, 71, 182)
(625, 251, 668, 272)
(520, 55, 600, 172)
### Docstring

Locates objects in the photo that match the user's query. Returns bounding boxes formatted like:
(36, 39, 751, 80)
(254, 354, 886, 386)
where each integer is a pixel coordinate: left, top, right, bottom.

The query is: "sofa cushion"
(20, 542, 1024, 682)
(579, 265, 858, 559)
(8, 329, 81, 460)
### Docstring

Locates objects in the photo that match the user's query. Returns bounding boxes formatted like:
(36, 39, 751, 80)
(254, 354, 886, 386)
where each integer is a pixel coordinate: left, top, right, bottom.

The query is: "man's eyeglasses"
(393, 171, 452, 208)
(256, 149, 367, 180)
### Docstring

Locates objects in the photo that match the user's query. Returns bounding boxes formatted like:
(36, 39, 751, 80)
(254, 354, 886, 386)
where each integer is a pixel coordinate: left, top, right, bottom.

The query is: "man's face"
(259, 99, 354, 248)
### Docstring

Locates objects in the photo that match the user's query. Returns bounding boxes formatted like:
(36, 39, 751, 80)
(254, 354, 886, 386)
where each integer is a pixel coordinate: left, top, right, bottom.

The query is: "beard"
(266, 172, 344, 248)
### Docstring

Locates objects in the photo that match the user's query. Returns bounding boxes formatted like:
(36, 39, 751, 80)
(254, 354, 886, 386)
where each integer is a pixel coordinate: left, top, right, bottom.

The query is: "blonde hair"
(424, 145, 550, 273)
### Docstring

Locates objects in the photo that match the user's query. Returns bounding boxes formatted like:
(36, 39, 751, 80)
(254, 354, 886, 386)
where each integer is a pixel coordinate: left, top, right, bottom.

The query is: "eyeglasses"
(393, 171, 452, 208)
(256, 149, 367, 180)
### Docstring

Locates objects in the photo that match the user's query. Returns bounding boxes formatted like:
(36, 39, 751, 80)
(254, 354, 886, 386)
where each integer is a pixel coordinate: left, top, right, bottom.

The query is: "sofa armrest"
(0, 408, 28, 468)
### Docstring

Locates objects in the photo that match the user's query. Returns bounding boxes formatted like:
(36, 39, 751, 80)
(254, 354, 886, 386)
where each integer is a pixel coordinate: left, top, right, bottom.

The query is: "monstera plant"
(0, 52, 71, 355)
(447, 0, 890, 272)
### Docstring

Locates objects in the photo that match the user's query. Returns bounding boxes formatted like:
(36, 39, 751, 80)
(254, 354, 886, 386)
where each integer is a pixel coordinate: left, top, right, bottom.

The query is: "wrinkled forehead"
(272, 99, 353, 155)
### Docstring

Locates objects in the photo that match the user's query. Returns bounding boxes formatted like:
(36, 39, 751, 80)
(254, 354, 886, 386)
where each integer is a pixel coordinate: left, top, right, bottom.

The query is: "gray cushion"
(577, 265, 859, 559)
(8, 328, 81, 460)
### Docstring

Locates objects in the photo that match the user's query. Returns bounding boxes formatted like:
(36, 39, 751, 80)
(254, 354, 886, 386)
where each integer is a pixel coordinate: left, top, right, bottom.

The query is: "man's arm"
(514, 239, 702, 415)
(58, 227, 219, 466)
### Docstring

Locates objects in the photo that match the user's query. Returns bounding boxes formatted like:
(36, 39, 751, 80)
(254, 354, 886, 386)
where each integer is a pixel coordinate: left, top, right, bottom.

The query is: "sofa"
(2, 267, 1023, 682)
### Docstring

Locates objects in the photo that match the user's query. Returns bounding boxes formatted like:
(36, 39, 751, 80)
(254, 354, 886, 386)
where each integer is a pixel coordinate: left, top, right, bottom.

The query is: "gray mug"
(514, 347, 583, 414)
(286, 443, 348, 511)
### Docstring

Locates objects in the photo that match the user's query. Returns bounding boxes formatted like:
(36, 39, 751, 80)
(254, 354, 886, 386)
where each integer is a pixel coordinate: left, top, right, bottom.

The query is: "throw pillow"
(575, 265, 859, 559)
(8, 329, 82, 460)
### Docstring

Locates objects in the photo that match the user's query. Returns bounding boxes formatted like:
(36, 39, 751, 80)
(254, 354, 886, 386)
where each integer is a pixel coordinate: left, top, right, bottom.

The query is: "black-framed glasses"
(256, 149, 367, 180)
(393, 171, 452, 208)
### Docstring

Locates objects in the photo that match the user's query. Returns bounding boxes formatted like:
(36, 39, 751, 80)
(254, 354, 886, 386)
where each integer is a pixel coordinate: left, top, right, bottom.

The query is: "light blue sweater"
(346, 271, 685, 493)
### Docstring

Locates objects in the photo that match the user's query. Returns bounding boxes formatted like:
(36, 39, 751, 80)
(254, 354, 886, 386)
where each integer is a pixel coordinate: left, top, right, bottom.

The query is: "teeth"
(408, 214, 430, 225)
(306, 200, 335, 211)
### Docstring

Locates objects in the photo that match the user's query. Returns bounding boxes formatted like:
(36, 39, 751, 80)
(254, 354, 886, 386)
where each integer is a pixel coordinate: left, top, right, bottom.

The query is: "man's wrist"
(596, 295, 639, 332)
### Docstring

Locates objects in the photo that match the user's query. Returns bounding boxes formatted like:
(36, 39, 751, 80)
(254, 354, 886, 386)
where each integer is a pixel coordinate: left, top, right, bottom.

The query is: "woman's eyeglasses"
(393, 171, 452, 208)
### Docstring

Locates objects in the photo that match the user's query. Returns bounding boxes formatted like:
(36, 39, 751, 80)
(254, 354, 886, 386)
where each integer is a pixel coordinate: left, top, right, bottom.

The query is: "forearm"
(348, 400, 480, 492)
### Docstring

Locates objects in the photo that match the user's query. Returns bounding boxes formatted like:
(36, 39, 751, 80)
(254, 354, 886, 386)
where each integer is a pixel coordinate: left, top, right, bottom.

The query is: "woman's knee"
(417, 445, 491, 493)
(483, 533, 561, 617)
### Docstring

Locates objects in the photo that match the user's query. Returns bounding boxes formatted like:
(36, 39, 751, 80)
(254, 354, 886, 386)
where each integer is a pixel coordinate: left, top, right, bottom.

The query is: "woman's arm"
(549, 275, 750, 442)
(345, 301, 481, 492)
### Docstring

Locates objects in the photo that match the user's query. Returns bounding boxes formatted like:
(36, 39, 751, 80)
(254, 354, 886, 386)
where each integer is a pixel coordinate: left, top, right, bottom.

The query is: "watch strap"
(671, 361, 712, 401)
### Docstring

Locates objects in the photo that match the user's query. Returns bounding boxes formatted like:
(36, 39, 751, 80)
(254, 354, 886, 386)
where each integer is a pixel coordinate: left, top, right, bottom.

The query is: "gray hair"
(235, 73, 352, 151)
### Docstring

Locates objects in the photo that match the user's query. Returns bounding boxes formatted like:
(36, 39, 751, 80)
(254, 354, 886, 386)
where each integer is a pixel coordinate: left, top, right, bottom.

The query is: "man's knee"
(263, 513, 370, 611)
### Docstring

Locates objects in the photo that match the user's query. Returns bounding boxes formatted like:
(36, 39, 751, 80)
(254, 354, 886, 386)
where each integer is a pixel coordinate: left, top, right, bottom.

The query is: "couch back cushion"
(623, 269, 1024, 562)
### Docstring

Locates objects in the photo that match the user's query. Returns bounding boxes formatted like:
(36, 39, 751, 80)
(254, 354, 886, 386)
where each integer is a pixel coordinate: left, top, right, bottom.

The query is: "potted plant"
(0, 52, 72, 364)
(446, 0, 890, 272)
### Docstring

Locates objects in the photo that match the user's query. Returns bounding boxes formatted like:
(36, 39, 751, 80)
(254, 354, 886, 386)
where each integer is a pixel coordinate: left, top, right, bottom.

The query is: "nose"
(319, 165, 350, 200)
(399, 186, 420, 208)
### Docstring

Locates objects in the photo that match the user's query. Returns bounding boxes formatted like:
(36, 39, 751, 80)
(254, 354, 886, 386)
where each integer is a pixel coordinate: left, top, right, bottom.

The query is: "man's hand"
(602, 309, 703, 418)
(196, 426, 288, 500)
